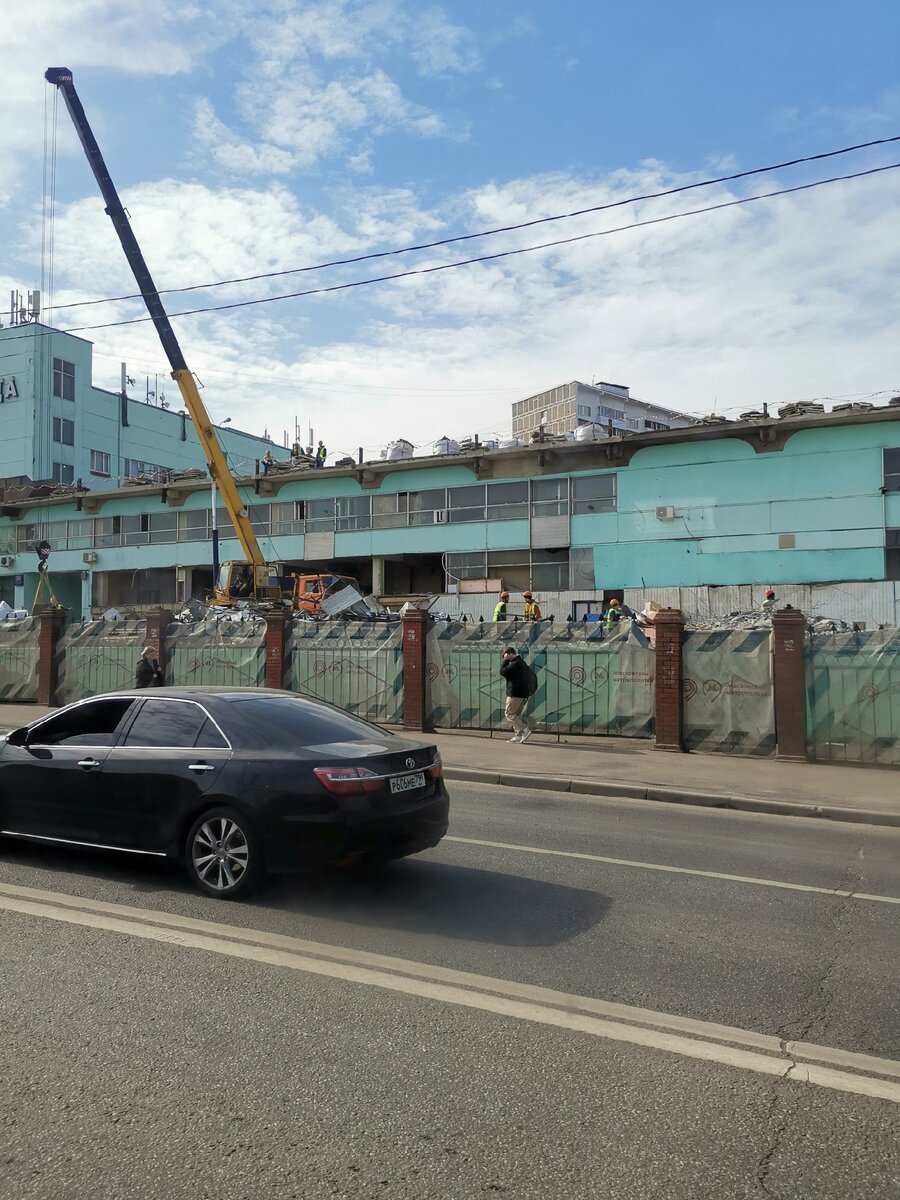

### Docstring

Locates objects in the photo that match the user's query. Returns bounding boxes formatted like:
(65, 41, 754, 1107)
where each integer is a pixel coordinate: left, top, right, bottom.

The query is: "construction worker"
(604, 597, 623, 632)
(493, 591, 510, 622)
(315, 440, 327, 469)
(523, 591, 542, 621)
(760, 588, 777, 616)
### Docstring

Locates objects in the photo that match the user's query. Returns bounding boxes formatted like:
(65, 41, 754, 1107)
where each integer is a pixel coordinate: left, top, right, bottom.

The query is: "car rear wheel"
(185, 808, 263, 899)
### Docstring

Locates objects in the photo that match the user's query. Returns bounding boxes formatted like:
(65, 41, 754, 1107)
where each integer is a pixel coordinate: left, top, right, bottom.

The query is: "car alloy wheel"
(186, 808, 261, 899)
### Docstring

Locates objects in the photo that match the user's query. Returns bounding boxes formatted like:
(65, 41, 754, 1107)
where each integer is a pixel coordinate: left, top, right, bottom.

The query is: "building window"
(67, 519, 93, 550)
(887, 528, 900, 580)
(644, 419, 670, 431)
(94, 516, 122, 548)
(576, 404, 592, 418)
(372, 492, 409, 529)
(124, 458, 169, 483)
(52, 462, 74, 484)
(531, 478, 568, 518)
(122, 514, 151, 545)
(448, 484, 485, 524)
(52, 417, 75, 446)
(446, 549, 569, 592)
(530, 549, 569, 590)
(90, 449, 110, 476)
(408, 489, 448, 526)
(487, 481, 528, 521)
(53, 358, 75, 401)
(148, 512, 177, 544)
(335, 496, 371, 532)
(306, 498, 336, 532)
(270, 500, 305, 536)
(884, 449, 900, 493)
(600, 405, 625, 421)
(572, 473, 616, 515)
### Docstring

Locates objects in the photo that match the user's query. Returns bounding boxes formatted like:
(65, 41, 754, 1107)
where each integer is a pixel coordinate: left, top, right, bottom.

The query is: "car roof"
(88, 686, 299, 702)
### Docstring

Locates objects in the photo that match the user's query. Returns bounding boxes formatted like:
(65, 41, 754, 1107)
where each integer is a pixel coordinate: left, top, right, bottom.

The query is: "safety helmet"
(609, 598, 620, 607)
(500, 591, 510, 599)
(523, 591, 533, 599)
(765, 589, 775, 599)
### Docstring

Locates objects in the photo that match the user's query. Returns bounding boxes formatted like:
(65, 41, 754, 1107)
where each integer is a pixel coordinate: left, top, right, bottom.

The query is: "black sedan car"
(0, 687, 449, 899)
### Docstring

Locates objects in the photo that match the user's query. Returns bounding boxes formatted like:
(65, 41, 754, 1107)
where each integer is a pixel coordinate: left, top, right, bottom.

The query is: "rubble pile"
(685, 609, 854, 633)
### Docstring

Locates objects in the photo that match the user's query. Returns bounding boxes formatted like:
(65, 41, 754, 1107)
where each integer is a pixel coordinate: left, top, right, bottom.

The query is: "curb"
(442, 766, 900, 830)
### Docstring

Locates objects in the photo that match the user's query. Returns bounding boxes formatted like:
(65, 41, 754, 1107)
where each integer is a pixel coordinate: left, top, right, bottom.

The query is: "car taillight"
(314, 766, 383, 795)
(425, 755, 443, 780)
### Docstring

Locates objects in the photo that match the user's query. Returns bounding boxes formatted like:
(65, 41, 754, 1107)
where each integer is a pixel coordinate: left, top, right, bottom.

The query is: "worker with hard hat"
(493, 591, 511, 622)
(523, 592, 542, 621)
(760, 588, 777, 616)
(604, 597, 623, 632)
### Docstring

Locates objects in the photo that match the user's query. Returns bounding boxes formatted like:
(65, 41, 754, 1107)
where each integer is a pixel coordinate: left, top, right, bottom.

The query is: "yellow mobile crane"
(45, 67, 357, 613)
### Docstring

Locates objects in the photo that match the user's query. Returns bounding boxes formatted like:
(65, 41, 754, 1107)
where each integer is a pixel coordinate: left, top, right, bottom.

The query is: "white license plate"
(390, 771, 425, 794)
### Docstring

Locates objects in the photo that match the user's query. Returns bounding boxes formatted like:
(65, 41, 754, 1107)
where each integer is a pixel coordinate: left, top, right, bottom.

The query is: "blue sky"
(3, 1, 899, 459)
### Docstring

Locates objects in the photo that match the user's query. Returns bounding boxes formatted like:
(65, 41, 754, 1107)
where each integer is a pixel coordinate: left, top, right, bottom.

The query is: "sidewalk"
(2, 703, 898, 829)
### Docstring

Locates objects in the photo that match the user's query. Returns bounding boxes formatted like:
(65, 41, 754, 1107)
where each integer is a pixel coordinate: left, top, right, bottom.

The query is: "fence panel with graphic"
(807, 629, 900, 766)
(682, 628, 775, 756)
(56, 619, 148, 705)
(0, 618, 41, 702)
(426, 620, 655, 737)
(168, 618, 266, 688)
(289, 620, 404, 724)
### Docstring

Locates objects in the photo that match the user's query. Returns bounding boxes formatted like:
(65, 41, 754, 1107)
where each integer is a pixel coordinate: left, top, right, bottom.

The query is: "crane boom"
(44, 67, 266, 572)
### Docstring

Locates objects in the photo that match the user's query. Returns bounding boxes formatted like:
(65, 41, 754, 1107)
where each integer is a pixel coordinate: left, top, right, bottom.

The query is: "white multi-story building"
(512, 380, 692, 438)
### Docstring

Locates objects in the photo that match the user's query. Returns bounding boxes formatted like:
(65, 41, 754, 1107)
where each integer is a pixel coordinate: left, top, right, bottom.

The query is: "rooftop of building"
(3, 395, 898, 516)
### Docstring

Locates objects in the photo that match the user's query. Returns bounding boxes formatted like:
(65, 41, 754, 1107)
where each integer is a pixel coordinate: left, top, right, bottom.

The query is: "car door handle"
(77, 758, 101, 770)
(188, 763, 216, 773)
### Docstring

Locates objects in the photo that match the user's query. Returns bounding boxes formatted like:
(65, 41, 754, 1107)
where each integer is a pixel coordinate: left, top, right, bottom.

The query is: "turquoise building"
(1, 351, 899, 620)
(0, 322, 285, 493)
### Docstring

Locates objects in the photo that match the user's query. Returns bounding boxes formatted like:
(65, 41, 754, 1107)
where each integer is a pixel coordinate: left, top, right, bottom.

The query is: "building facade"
(2, 403, 899, 620)
(512, 380, 692, 439)
(0, 323, 286, 491)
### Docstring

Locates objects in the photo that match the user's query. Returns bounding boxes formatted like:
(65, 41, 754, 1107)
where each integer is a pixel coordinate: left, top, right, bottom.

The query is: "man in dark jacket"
(135, 646, 163, 688)
(499, 645, 533, 743)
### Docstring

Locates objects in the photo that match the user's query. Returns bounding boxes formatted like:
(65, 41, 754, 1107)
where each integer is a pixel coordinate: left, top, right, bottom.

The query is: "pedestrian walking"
(135, 646, 163, 688)
(315, 440, 327, 469)
(499, 645, 535, 743)
(523, 591, 542, 621)
(493, 590, 510, 622)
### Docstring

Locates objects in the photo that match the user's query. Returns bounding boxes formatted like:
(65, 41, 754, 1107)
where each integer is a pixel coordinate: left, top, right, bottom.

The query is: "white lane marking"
(0, 883, 898, 1103)
(444, 835, 900, 905)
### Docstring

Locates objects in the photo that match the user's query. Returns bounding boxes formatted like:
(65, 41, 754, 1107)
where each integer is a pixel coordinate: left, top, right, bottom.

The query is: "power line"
(55, 160, 900, 336)
(42, 133, 900, 315)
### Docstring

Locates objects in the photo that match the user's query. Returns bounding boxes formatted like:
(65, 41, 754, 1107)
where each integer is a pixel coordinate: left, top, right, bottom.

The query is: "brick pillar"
(144, 608, 174, 685)
(402, 609, 430, 732)
(36, 605, 66, 706)
(264, 608, 290, 689)
(654, 608, 685, 752)
(772, 606, 808, 762)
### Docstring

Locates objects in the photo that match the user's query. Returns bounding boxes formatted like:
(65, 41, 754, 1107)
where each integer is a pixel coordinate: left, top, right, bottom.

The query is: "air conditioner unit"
(82, 551, 98, 564)
(0, 555, 13, 568)
(433, 510, 449, 524)
(655, 506, 676, 521)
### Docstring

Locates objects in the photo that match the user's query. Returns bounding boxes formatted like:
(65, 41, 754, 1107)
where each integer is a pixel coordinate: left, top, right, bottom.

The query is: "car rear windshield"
(218, 695, 391, 749)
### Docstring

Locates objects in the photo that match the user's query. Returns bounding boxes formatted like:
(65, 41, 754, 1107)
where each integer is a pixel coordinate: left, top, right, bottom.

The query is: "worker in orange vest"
(523, 591, 542, 621)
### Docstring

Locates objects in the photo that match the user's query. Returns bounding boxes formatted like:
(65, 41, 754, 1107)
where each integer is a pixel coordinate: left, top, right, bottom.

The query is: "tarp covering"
(289, 619, 404, 724)
(168, 618, 266, 688)
(807, 629, 900, 766)
(0, 617, 40, 702)
(426, 620, 655, 738)
(55, 619, 148, 705)
(682, 628, 775, 757)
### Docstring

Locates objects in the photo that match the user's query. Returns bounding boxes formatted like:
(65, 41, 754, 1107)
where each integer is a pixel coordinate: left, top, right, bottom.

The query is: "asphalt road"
(0, 782, 898, 1200)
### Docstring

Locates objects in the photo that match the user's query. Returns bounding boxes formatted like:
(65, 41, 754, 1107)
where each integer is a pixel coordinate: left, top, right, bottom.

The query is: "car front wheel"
(185, 808, 263, 899)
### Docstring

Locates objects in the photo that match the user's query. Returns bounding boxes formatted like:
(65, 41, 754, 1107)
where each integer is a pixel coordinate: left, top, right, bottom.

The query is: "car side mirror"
(4, 727, 29, 746)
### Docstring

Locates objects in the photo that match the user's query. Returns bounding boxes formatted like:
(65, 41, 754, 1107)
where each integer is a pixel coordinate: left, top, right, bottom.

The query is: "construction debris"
(685, 608, 854, 632)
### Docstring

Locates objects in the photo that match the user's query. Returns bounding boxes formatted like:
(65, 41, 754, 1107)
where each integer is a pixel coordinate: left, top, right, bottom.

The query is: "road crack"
(755, 833, 869, 1197)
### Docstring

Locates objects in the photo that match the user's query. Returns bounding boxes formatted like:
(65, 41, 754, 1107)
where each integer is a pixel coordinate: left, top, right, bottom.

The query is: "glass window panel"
(148, 512, 177, 544)
(248, 505, 270, 535)
(372, 493, 408, 529)
(270, 500, 305, 536)
(884, 449, 900, 491)
(67, 519, 93, 550)
(122, 514, 149, 545)
(94, 516, 122, 548)
(123, 700, 208, 748)
(335, 495, 371, 531)
(446, 552, 486, 580)
(572, 473, 616, 514)
(486, 480, 528, 520)
(177, 510, 209, 541)
(306, 497, 335, 532)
